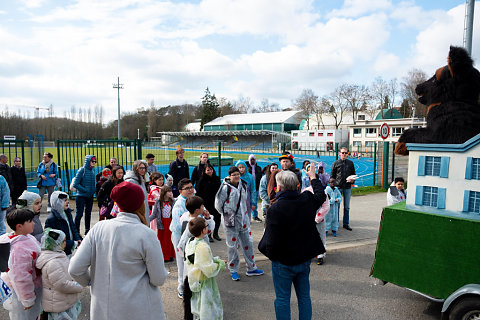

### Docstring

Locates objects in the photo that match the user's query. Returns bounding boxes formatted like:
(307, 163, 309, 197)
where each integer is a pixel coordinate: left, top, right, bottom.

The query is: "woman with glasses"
(72, 155, 97, 236)
(124, 160, 150, 220)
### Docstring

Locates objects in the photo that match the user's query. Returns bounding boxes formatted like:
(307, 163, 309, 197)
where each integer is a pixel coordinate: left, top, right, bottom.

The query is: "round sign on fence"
(380, 123, 390, 140)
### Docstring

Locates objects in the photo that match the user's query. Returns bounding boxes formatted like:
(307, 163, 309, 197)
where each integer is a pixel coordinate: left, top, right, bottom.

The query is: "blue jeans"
(272, 260, 312, 320)
(0, 209, 6, 235)
(75, 196, 93, 234)
(338, 188, 351, 226)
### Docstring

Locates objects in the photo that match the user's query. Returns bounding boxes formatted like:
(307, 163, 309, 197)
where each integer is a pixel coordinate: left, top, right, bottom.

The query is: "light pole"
(113, 77, 124, 140)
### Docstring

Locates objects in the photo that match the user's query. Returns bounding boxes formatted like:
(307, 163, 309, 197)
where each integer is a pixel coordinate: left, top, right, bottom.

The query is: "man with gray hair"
(259, 164, 326, 320)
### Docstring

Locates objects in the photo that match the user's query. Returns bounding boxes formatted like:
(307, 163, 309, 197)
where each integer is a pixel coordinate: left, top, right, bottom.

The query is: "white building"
(302, 111, 375, 130)
(405, 133, 480, 220)
(291, 129, 349, 151)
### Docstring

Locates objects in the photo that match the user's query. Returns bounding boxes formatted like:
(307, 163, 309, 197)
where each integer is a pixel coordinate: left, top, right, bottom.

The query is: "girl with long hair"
(97, 166, 125, 220)
(195, 163, 222, 241)
(149, 185, 175, 261)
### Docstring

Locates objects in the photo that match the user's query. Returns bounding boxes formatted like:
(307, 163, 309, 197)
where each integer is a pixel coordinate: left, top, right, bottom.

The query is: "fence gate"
(57, 139, 141, 194)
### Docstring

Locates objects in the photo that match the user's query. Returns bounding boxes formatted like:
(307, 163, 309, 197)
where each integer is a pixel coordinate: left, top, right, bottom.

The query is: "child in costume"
(185, 217, 226, 320)
(1, 209, 42, 320)
(387, 177, 407, 206)
(149, 185, 175, 262)
(325, 178, 342, 237)
(36, 228, 82, 320)
(16, 191, 43, 242)
(215, 166, 264, 281)
(235, 160, 257, 223)
(148, 172, 165, 208)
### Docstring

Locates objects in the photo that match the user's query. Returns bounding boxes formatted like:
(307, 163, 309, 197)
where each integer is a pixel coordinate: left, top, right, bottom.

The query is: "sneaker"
(208, 235, 214, 243)
(231, 272, 240, 281)
(332, 230, 337, 237)
(177, 292, 183, 299)
(246, 269, 264, 277)
(316, 258, 324, 265)
(253, 217, 262, 222)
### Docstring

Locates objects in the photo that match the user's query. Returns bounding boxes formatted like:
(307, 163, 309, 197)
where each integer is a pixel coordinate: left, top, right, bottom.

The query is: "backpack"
(70, 168, 85, 193)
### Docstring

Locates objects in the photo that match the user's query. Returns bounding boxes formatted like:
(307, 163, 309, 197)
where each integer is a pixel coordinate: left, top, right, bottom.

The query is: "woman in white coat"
(68, 181, 168, 320)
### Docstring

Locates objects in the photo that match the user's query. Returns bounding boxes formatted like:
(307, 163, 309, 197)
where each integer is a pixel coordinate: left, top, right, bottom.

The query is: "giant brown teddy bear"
(395, 46, 480, 155)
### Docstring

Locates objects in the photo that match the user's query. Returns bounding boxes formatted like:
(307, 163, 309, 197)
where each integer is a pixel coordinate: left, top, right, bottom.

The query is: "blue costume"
(235, 160, 257, 220)
(325, 185, 342, 233)
(72, 155, 96, 235)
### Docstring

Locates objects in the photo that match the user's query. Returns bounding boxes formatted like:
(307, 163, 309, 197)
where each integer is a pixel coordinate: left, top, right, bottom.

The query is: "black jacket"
(97, 178, 122, 208)
(11, 166, 27, 198)
(259, 178, 326, 266)
(44, 208, 82, 256)
(168, 158, 189, 196)
(191, 161, 215, 187)
(330, 159, 356, 189)
(196, 173, 221, 215)
(0, 163, 13, 192)
(246, 162, 262, 191)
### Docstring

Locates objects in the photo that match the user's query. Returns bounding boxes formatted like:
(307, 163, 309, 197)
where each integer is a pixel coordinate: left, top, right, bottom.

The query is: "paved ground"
(2, 191, 403, 319)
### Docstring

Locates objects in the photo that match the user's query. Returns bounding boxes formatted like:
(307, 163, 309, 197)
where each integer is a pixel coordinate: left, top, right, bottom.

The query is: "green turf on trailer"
(371, 201, 480, 299)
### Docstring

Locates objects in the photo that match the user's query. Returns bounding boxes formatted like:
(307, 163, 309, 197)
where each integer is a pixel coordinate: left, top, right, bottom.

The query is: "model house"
(405, 133, 480, 220)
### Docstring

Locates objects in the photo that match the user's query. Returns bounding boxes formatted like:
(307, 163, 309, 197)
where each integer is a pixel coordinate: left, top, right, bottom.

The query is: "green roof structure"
(375, 109, 402, 120)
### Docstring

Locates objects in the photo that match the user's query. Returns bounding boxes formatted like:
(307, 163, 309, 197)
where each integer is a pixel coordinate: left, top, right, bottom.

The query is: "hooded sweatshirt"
(247, 154, 262, 192)
(72, 155, 97, 197)
(17, 191, 43, 242)
(0, 233, 42, 308)
(235, 160, 257, 208)
(36, 228, 83, 313)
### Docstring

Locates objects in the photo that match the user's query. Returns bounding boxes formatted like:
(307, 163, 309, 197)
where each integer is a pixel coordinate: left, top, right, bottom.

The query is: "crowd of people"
(0, 146, 407, 320)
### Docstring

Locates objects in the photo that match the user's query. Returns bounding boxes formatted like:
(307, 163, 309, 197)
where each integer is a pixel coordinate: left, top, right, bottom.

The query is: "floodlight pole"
(113, 77, 124, 140)
(465, 0, 475, 55)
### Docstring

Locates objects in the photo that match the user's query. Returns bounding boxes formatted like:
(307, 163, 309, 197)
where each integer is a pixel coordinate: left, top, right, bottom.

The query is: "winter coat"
(235, 160, 257, 207)
(36, 250, 82, 313)
(170, 195, 187, 238)
(191, 161, 214, 187)
(0, 163, 13, 192)
(96, 178, 121, 208)
(0, 175, 10, 209)
(68, 212, 168, 320)
(259, 178, 326, 266)
(0, 233, 42, 308)
(168, 158, 189, 195)
(214, 178, 248, 228)
(11, 166, 27, 199)
(330, 158, 356, 189)
(37, 161, 58, 187)
(196, 173, 221, 217)
(72, 155, 96, 197)
(246, 155, 262, 192)
(124, 170, 149, 217)
(44, 192, 82, 256)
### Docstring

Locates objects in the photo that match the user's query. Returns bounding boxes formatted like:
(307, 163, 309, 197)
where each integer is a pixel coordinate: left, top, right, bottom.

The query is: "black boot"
(213, 231, 221, 241)
(208, 234, 214, 243)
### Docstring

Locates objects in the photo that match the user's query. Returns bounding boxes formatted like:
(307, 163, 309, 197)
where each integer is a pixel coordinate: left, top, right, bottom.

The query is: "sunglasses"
(341, 152, 348, 154)
(91, 160, 97, 163)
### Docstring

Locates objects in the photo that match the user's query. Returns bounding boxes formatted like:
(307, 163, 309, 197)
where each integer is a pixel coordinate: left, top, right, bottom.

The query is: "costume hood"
(17, 191, 41, 212)
(40, 228, 66, 253)
(50, 191, 69, 215)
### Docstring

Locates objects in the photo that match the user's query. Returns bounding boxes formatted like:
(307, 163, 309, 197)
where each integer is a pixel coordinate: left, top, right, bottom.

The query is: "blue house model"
(405, 133, 480, 220)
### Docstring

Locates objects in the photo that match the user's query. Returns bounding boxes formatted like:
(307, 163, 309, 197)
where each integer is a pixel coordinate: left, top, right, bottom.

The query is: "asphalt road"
(1, 244, 439, 320)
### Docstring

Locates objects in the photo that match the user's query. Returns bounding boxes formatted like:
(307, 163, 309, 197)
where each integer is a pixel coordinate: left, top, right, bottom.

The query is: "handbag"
(99, 200, 115, 218)
(36, 178, 43, 189)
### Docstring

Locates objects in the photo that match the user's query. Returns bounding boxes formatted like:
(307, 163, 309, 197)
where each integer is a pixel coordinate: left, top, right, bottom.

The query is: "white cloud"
(373, 51, 401, 75)
(328, 0, 392, 18)
(18, 0, 46, 9)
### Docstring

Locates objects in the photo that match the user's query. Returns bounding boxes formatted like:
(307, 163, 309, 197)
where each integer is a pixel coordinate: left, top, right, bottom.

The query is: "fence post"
(137, 139, 142, 160)
(217, 141, 222, 178)
(391, 142, 396, 183)
(335, 143, 339, 160)
(56, 140, 61, 180)
(382, 141, 389, 189)
(373, 142, 377, 186)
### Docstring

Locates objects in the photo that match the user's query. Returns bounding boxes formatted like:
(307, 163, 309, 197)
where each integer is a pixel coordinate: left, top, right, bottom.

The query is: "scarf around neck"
(43, 159, 54, 172)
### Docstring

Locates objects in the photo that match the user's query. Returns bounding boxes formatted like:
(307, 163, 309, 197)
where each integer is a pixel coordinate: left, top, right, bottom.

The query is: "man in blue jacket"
(72, 155, 97, 235)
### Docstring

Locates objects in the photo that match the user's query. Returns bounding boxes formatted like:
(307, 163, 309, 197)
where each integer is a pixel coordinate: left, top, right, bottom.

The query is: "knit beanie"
(17, 191, 41, 212)
(111, 181, 145, 213)
(41, 228, 66, 252)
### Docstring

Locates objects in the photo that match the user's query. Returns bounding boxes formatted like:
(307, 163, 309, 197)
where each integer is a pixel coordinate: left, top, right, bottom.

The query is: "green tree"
(200, 87, 220, 130)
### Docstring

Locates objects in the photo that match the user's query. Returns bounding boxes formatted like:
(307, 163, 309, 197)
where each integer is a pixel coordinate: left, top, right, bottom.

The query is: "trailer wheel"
(449, 297, 480, 320)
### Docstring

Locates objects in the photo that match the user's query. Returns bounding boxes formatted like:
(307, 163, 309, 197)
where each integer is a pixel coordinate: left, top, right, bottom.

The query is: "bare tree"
(70, 105, 76, 120)
(323, 86, 348, 129)
(401, 68, 428, 117)
(294, 89, 318, 130)
(258, 98, 280, 113)
(233, 96, 254, 113)
(87, 106, 92, 123)
(338, 84, 371, 124)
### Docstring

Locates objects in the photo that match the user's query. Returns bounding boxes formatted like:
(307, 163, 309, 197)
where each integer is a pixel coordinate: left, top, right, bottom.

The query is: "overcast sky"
(1, 0, 479, 123)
